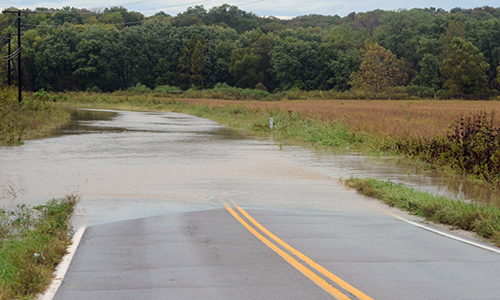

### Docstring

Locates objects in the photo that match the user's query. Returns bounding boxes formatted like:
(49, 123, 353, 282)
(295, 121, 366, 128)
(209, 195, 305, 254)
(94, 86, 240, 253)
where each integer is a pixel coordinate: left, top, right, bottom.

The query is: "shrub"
(255, 82, 268, 92)
(126, 83, 151, 94)
(86, 86, 102, 93)
(395, 111, 500, 187)
(154, 85, 182, 93)
(403, 85, 436, 98)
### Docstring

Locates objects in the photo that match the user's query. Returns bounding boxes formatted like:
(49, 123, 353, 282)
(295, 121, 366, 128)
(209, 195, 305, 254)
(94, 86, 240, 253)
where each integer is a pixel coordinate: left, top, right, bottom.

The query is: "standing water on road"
(290, 149, 500, 206)
(0, 109, 498, 227)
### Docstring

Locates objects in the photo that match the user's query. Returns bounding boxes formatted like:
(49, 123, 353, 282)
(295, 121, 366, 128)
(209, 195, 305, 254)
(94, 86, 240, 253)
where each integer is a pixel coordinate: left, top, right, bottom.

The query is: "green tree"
(230, 34, 272, 88)
(154, 58, 179, 87)
(230, 50, 264, 88)
(440, 20, 466, 55)
(495, 66, 500, 90)
(349, 43, 407, 92)
(441, 37, 490, 96)
(270, 35, 321, 90)
(99, 13, 124, 27)
(173, 6, 207, 27)
(413, 54, 442, 89)
(205, 4, 259, 32)
(178, 34, 208, 88)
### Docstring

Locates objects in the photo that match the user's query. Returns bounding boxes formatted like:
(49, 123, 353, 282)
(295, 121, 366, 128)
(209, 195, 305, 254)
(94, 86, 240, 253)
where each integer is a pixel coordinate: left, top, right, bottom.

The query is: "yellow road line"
(222, 201, 351, 300)
(229, 200, 374, 300)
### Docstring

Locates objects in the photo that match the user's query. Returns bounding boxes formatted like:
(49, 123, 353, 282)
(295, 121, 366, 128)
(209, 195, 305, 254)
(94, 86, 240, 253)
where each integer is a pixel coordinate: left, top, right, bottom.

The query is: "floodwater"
(0, 109, 498, 227)
(294, 150, 500, 206)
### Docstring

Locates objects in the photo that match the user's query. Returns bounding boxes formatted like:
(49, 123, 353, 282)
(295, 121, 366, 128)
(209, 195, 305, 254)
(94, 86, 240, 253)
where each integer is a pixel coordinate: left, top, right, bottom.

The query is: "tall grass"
(0, 196, 78, 299)
(346, 178, 500, 246)
(0, 88, 70, 146)
(394, 111, 500, 188)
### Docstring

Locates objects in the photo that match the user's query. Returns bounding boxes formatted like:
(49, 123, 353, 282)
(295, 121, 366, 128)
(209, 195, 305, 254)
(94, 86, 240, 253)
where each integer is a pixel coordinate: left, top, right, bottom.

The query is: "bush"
(86, 86, 102, 93)
(0, 88, 70, 145)
(154, 85, 182, 93)
(403, 85, 436, 98)
(126, 83, 151, 94)
(395, 111, 500, 187)
(255, 82, 268, 92)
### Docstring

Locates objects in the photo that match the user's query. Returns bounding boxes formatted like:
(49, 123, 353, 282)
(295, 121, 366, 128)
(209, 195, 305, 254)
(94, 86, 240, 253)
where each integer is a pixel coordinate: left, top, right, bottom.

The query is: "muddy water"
(0, 109, 498, 227)
(290, 149, 500, 206)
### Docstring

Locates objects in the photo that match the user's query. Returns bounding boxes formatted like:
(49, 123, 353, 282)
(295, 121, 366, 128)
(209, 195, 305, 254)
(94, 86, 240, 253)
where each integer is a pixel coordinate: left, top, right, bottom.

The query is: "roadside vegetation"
(345, 178, 500, 246)
(0, 195, 78, 300)
(0, 88, 70, 146)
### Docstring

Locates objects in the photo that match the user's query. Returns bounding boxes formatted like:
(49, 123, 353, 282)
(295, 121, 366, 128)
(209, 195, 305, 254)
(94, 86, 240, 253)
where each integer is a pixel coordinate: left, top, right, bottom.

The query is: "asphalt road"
(53, 205, 500, 300)
(1, 110, 499, 299)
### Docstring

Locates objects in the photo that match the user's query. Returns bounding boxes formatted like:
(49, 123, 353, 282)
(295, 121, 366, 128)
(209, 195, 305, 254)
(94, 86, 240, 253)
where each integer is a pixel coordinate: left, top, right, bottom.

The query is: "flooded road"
(1, 108, 498, 227)
(0, 109, 374, 226)
(294, 150, 500, 206)
(4, 109, 498, 300)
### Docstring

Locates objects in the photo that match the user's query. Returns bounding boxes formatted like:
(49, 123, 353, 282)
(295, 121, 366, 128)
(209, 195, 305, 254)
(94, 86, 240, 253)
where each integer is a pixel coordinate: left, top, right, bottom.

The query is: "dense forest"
(2, 5, 500, 98)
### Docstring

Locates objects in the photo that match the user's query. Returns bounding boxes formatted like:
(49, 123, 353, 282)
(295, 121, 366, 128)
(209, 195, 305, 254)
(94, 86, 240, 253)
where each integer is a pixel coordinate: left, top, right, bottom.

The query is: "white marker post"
(269, 117, 274, 130)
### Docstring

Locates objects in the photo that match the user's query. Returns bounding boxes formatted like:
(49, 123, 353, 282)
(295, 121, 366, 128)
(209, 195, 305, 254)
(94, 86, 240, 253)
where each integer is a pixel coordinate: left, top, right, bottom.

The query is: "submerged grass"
(0, 88, 70, 146)
(346, 178, 500, 246)
(0, 195, 78, 299)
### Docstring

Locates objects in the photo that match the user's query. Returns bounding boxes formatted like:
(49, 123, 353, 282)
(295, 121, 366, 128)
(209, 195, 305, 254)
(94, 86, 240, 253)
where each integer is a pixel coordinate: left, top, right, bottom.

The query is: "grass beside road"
(346, 178, 500, 246)
(0, 88, 70, 146)
(0, 195, 78, 300)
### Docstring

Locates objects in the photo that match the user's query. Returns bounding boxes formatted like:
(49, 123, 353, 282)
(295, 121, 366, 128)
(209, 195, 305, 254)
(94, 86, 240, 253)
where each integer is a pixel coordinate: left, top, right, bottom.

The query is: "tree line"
(1, 5, 500, 98)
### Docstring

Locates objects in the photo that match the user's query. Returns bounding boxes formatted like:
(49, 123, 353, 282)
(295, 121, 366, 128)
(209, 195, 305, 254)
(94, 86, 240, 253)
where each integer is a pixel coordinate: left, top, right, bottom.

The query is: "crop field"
(178, 98, 500, 141)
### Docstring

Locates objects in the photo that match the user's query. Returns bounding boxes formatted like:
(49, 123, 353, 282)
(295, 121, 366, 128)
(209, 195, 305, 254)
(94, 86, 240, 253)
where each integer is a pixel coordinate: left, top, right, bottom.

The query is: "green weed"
(394, 111, 500, 188)
(346, 178, 500, 246)
(0, 195, 78, 300)
(0, 88, 70, 146)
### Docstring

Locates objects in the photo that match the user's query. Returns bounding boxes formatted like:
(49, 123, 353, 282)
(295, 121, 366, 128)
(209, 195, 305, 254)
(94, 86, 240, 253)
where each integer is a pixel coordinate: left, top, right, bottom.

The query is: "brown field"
(179, 99, 500, 140)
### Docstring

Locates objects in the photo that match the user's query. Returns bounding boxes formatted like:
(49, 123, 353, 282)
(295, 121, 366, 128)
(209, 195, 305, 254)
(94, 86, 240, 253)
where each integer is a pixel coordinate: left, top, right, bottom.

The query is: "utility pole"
(17, 10, 21, 102)
(2, 10, 36, 103)
(7, 33, 11, 86)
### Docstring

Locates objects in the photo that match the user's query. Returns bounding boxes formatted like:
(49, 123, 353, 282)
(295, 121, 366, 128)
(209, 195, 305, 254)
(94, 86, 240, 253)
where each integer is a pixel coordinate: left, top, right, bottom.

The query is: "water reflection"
(52, 109, 121, 136)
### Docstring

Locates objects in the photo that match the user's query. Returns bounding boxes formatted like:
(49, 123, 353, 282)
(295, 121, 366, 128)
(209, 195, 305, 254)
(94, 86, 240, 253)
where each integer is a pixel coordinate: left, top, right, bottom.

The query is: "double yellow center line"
(222, 200, 373, 300)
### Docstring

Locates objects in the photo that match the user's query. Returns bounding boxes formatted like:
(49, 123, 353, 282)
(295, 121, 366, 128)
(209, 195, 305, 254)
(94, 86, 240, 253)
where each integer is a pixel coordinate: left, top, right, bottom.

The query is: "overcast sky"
(2, 0, 497, 19)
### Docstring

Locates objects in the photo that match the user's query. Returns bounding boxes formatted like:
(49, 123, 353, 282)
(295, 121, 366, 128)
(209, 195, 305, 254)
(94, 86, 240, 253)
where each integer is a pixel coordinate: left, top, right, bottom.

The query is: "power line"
(0, 46, 21, 60)
(22, 19, 147, 28)
(23, 0, 205, 16)
(142, 0, 264, 13)
(142, 0, 212, 13)
(12, 1, 267, 30)
(233, 0, 265, 7)
(0, 18, 20, 45)
(18, 0, 215, 28)
(19, 1, 214, 28)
